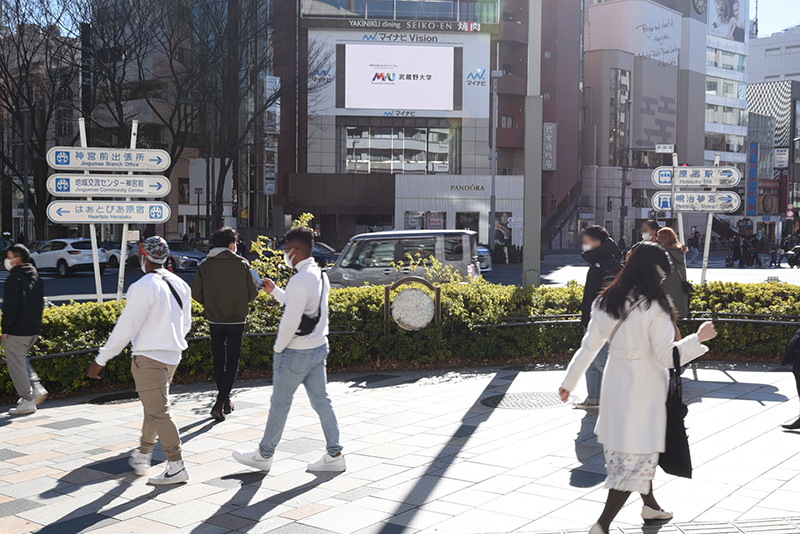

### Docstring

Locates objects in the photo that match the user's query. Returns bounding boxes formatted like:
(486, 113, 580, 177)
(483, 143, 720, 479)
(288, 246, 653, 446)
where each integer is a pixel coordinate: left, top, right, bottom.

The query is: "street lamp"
(490, 69, 504, 251)
(195, 187, 203, 237)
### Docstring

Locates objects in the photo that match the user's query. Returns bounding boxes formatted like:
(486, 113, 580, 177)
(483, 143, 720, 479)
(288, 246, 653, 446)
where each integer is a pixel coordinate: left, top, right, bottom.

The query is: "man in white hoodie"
(88, 237, 193, 485)
(232, 226, 344, 473)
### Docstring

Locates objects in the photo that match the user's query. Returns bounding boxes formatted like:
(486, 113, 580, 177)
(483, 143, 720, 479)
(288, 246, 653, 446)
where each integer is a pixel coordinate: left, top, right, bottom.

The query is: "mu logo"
(372, 72, 396, 82)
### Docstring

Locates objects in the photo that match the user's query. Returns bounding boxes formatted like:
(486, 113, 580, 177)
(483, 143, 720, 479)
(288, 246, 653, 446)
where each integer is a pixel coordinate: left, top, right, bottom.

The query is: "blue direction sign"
(651, 191, 741, 213)
(46, 147, 171, 172)
(650, 166, 742, 188)
(47, 175, 170, 197)
(47, 201, 171, 224)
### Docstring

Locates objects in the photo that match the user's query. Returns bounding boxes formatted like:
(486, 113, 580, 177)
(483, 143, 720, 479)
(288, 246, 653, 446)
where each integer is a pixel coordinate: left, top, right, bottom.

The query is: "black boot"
(782, 417, 800, 430)
(210, 399, 226, 421)
(223, 399, 234, 415)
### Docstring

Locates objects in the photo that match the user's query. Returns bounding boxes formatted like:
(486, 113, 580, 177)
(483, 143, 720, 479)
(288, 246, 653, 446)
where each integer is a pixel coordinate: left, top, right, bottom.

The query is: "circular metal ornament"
(693, 0, 706, 15)
(391, 287, 435, 331)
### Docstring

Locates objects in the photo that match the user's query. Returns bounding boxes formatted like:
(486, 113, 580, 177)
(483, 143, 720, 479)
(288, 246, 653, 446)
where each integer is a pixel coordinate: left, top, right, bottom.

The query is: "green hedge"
(0, 280, 796, 399)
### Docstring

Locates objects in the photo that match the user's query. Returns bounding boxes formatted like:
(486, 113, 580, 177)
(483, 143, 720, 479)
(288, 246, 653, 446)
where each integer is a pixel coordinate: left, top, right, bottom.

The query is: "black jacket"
(581, 239, 622, 327)
(2, 263, 44, 336)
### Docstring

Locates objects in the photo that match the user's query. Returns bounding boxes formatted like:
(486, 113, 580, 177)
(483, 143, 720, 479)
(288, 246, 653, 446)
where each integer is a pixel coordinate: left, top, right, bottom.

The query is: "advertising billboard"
(343, 44, 454, 111)
(709, 0, 747, 43)
(309, 29, 490, 118)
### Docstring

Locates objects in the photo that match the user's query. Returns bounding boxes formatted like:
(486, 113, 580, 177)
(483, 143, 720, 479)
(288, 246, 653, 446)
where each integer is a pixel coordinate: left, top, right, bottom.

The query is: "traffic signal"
(607, 197, 612, 212)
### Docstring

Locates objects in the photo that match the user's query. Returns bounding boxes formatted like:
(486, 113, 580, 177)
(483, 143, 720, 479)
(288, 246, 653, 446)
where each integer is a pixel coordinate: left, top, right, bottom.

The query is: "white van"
(327, 230, 481, 288)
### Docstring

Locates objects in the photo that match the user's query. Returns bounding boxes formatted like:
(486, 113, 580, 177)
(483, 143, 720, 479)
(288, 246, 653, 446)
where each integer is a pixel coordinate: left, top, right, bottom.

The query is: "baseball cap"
(142, 236, 170, 264)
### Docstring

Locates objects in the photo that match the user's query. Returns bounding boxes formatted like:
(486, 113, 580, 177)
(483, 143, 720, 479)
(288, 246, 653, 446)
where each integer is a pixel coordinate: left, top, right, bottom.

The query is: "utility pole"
(522, 0, 543, 286)
(490, 69, 503, 251)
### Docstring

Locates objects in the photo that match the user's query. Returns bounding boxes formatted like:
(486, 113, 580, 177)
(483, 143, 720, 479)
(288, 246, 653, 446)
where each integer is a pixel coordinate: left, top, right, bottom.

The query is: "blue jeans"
(259, 342, 342, 458)
(585, 343, 609, 404)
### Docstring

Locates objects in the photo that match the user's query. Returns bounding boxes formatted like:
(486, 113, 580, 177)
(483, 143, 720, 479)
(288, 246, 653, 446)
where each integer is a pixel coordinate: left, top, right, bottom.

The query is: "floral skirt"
(604, 449, 659, 494)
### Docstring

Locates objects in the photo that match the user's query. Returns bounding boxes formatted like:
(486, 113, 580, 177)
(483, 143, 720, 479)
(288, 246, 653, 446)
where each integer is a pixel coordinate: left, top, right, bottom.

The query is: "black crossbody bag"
(155, 272, 183, 309)
(296, 273, 327, 336)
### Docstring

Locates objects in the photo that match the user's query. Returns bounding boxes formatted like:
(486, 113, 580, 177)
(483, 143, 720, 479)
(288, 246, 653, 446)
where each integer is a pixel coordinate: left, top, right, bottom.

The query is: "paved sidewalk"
(0, 362, 799, 534)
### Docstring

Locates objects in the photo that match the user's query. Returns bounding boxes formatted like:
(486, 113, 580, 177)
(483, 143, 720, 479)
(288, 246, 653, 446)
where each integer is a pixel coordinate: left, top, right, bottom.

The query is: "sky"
(755, 0, 800, 36)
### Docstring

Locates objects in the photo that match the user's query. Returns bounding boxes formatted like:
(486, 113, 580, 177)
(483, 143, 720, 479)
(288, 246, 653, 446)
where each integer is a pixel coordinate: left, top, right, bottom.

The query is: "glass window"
(51, 241, 67, 251)
(401, 238, 436, 262)
(609, 68, 630, 166)
(339, 242, 362, 268)
(71, 241, 94, 250)
(444, 235, 463, 261)
(404, 211, 426, 230)
(707, 48, 747, 73)
(344, 124, 458, 174)
(456, 212, 479, 234)
(358, 240, 397, 267)
(704, 133, 746, 153)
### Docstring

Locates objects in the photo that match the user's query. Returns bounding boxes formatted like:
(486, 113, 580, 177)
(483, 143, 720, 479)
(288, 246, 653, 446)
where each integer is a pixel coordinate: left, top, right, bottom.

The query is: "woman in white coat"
(559, 243, 717, 534)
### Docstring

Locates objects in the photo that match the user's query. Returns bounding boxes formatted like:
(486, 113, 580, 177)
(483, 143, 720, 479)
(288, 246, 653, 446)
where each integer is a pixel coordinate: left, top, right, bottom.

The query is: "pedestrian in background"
(657, 228, 690, 319)
(559, 243, 717, 534)
(3, 244, 47, 415)
(732, 235, 742, 267)
(777, 238, 790, 267)
(688, 232, 701, 264)
(192, 227, 260, 421)
(233, 226, 345, 474)
(88, 237, 193, 485)
(781, 326, 800, 429)
(627, 220, 660, 260)
(576, 226, 622, 409)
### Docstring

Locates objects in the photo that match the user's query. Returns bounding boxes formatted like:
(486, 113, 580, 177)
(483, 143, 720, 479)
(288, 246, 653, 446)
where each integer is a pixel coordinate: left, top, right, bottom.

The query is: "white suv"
(30, 239, 109, 277)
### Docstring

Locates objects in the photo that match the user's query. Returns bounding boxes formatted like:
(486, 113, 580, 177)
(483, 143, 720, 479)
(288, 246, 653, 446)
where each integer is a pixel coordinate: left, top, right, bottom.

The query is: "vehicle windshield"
(338, 242, 360, 268)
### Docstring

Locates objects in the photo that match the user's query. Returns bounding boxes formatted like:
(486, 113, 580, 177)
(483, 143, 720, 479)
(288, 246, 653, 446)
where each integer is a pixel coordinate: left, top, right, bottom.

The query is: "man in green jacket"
(3, 244, 47, 415)
(192, 227, 259, 421)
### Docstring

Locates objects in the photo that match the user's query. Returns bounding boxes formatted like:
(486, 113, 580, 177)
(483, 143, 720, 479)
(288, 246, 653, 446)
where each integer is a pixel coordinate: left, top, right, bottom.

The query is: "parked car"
(99, 241, 136, 268)
(27, 241, 45, 252)
(277, 243, 338, 268)
(166, 241, 207, 270)
(327, 230, 480, 288)
(477, 245, 493, 272)
(30, 239, 109, 277)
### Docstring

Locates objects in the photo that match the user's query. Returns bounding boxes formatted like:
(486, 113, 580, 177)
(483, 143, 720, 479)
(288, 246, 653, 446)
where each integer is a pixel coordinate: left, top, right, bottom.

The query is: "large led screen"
(343, 44, 455, 111)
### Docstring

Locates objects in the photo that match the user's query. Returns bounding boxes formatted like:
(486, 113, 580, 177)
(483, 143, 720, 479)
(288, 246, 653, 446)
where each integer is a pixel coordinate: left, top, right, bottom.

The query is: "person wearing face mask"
(560, 243, 717, 534)
(576, 226, 622, 409)
(233, 226, 345, 474)
(88, 237, 192, 485)
(2, 244, 47, 415)
(627, 220, 660, 261)
(192, 227, 260, 421)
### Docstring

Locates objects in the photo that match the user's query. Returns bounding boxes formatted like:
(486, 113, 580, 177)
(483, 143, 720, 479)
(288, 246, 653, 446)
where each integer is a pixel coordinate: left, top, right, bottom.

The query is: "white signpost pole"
(700, 153, 721, 285)
(672, 152, 685, 246)
(78, 118, 104, 304)
(117, 120, 138, 303)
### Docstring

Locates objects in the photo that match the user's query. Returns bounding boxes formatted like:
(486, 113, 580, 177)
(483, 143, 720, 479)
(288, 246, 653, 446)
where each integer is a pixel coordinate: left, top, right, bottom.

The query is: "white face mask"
(283, 251, 294, 269)
(4, 258, 13, 271)
(581, 243, 594, 252)
(642, 232, 651, 241)
(141, 255, 148, 274)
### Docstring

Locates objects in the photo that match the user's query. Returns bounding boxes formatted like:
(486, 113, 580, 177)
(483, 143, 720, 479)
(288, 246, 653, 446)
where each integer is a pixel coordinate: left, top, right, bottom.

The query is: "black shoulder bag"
(659, 347, 692, 478)
(296, 273, 327, 337)
(665, 250, 694, 295)
(155, 272, 184, 309)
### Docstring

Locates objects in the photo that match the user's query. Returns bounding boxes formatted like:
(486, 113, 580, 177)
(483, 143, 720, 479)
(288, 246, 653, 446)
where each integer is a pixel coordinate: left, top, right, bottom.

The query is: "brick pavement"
(0, 362, 799, 534)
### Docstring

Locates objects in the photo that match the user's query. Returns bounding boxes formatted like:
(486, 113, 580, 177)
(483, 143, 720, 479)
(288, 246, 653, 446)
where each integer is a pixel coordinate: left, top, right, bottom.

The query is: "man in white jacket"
(88, 237, 193, 485)
(232, 226, 344, 473)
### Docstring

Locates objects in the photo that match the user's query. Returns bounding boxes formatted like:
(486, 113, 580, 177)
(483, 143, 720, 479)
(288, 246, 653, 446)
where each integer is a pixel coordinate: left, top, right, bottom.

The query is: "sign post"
(77, 119, 104, 304)
(118, 121, 138, 303)
(700, 153, 722, 285)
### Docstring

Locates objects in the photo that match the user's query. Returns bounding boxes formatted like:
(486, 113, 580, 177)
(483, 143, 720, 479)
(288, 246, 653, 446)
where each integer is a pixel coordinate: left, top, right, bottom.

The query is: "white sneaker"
(307, 453, 346, 472)
(32, 385, 48, 406)
(9, 398, 36, 415)
(642, 505, 673, 522)
(232, 448, 273, 472)
(148, 460, 189, 485)
(129, 449, 152, 476)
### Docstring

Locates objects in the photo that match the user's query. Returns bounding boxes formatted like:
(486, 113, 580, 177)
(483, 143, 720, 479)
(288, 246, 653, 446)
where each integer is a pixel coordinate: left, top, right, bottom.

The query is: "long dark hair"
(598, 242, 676, 320)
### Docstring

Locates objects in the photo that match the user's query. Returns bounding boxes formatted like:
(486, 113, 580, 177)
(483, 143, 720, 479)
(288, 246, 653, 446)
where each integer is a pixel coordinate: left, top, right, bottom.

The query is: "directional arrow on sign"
(56, 207, 70, 216)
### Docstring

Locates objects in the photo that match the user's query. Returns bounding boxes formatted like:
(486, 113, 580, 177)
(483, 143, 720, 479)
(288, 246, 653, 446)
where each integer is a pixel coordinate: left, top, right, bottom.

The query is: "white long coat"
(561, 298, 708, 454)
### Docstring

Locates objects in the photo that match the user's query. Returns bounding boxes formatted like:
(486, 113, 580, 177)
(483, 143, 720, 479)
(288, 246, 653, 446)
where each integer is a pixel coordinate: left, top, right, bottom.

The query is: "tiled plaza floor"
(1, 362, 799, 534)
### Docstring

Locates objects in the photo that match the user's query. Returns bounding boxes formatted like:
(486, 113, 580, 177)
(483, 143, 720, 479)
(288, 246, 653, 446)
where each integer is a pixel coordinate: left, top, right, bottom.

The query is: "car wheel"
(108, 255, 119, 268)
(57, 261, 70, 278)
